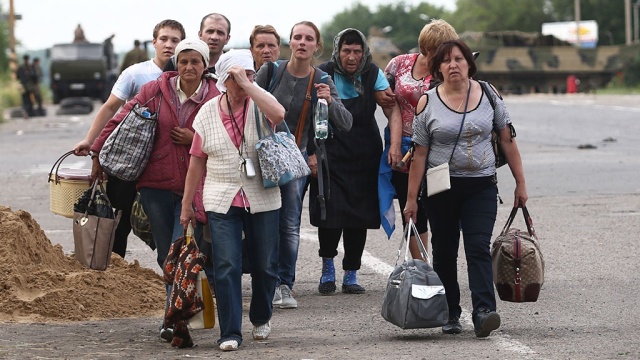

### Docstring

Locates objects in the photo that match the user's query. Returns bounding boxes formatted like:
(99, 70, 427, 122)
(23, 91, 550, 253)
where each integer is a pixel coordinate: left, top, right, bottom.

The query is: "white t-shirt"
(111, 59, 162, 101)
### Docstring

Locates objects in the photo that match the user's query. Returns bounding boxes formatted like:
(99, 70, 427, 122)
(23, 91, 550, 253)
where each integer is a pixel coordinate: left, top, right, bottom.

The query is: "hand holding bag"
(72, 180, 121, 271)
(98, 94, 161, 181)
(425, 81, 471, 197)
(254, 105, 311, 188)
(491, 206, 544, 302)
(381, 219, 449, 329)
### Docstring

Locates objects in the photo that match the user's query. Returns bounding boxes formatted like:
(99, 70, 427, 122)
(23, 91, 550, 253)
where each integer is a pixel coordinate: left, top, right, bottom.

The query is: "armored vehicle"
(48, 41, 117, 104)
(462, 31, 640, 94)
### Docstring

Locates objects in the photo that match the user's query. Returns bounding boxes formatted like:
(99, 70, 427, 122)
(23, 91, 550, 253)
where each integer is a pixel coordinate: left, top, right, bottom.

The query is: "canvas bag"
(98, 94, 161, 181)
(254, 104, 311, 188)
(381, 219, 449, 329)
(72, 180, 121, 271)
(491, 206, 544, 302)
(188, 271, 216, 329)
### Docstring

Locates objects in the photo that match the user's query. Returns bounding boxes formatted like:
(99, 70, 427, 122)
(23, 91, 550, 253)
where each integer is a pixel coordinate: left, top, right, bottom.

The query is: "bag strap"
(254, 103, 293, 139)
(294, 67, 316, 146)
(48, 150, 75, 184)
(500, 206, 537, 240)
(427, 81, 471, 166)
(82, 180, 112, 217)
(396, 218, 430, 266)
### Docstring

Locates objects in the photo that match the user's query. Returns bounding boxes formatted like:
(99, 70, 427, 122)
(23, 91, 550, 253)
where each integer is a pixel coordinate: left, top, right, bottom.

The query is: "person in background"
(404, 39, 528, 338)
(381, 19, 458, 259)
(73, 19, 185, 260)
(312, 28, 392, 295)
(120, 39, 149, 73)
(180, 49, 285, 352)
(165, 13, 230, 74)
(16, 54, 35, 118)
(250, 25, 281, 71)
(91, 38, 219, 344)
(31, 57, 44, 115)
(255, 21, 352, 309)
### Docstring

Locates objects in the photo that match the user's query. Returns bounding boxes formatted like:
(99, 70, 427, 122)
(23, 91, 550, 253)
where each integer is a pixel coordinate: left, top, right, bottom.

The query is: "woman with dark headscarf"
(311, 28, 391, 295)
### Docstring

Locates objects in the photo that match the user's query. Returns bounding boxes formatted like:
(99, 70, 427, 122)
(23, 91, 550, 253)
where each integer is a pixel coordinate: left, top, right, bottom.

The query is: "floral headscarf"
(330, 28, 372, 95)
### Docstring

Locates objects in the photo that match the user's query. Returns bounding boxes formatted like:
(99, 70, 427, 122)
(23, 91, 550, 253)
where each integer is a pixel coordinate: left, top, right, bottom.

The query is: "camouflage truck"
(48, 40, 117, 104)
(461, 31, 640, 94)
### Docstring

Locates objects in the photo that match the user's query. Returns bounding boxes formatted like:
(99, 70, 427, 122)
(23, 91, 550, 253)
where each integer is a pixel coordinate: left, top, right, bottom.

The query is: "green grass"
(595, 86, 640, 95)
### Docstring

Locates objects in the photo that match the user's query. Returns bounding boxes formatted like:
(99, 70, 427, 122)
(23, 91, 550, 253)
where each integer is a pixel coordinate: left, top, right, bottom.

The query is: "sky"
(4, 0, 455, 53)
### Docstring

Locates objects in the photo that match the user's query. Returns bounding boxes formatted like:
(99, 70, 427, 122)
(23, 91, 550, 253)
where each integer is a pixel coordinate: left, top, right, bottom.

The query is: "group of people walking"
(71, 13, 528, 352)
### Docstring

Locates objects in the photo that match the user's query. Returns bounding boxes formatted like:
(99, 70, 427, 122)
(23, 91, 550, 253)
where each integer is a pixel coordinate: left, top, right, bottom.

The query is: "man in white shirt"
(72, 19, 185, 259)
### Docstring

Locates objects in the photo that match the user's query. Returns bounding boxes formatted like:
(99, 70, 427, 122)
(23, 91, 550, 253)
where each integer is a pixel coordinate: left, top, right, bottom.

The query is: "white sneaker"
(272, 286, 282, 305)
(279, 284, 297, 309)
(219, 339, 239, 351)
(252, 321, 271, 340)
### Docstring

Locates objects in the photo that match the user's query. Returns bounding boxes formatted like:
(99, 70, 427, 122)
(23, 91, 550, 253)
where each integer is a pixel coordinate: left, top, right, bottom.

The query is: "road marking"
(301, 229, 544, 358)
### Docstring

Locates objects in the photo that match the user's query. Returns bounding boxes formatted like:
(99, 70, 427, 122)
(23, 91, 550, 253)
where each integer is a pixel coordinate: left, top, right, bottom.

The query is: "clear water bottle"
(314, 98, 329, 140)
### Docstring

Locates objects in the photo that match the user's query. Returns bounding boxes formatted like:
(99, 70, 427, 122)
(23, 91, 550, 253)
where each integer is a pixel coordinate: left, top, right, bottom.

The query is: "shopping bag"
(381, 219, 448, 329)
(130, 192, 155, 250)
(72, 180, 121, 271)
(99, 98, 160, 181)
(254, 105, 310, 188)
(188, 271, 216, 329)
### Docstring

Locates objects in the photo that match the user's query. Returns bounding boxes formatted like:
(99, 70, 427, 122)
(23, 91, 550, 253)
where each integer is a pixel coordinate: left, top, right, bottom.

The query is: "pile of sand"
(0, 206, 165, 323)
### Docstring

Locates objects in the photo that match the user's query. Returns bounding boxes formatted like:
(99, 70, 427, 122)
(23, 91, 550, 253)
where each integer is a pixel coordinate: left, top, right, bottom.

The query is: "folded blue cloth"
(378, 126, 413, 239)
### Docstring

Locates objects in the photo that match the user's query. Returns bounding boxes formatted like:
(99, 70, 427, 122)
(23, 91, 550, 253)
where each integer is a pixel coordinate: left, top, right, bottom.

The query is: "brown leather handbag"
(491, 206, 544, 302)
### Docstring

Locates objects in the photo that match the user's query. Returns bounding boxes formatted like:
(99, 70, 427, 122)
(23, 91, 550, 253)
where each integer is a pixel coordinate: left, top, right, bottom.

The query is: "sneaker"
(272, 286, 282, 305)
(473, 309, 501, 338)
(279, 284, 297, 309)
(159, 327, 173, 342)
(341, 283, 366, 294)
(219, 339, 239, 351)
(252, 321, 271, 340)
(442, 315, 463, 334)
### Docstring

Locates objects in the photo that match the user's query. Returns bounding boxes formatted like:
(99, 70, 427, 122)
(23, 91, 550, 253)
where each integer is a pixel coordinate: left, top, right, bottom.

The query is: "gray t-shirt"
(412, 81, 511, 177)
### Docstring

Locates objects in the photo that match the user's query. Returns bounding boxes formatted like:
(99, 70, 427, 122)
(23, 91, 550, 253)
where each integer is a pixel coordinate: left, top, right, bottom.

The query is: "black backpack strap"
(267, 60, 289, 93)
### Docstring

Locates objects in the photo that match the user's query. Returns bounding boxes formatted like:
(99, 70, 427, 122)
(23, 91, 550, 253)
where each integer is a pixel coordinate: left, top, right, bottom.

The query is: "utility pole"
(626, 0, 632, 45)
(8, 0, 17, 77)
(574, 0, 581, 47)
(634, 0, 639, 43)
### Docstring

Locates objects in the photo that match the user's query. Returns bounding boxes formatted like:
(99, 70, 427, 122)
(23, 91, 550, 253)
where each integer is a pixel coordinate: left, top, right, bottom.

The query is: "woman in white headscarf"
(92, 38, 219, 345)
(180, 49, 285, 352)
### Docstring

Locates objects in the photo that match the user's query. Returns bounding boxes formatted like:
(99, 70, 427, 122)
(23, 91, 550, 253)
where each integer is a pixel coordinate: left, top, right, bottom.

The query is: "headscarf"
(330, 28, 372, 96)
(214, 49, 255, 93)
(175, 38, 210, 67)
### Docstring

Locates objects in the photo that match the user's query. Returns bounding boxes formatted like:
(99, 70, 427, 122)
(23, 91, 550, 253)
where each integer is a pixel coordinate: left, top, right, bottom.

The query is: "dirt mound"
(0, 206, 165, 323)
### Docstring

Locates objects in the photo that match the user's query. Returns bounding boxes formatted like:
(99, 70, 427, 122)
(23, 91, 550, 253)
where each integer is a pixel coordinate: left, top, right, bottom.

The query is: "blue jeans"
(276, 175, 307, 288)
(425, 177, 498, 319)
(139, 187, 206, 322)
(208, 207, 279, 345)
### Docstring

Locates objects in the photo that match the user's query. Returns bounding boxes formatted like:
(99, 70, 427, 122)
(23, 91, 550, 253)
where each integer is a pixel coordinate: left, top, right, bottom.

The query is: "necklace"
(442, 81, 469, 112)
(225, 93, 248, 156)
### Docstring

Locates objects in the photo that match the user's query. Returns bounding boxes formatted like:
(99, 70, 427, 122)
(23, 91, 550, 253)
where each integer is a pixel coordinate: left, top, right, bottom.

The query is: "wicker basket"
(48, 151, 93, 218)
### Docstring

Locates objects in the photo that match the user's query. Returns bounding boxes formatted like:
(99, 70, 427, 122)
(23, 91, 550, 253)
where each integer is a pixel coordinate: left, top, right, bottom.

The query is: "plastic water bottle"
(314, 98, 329, 140)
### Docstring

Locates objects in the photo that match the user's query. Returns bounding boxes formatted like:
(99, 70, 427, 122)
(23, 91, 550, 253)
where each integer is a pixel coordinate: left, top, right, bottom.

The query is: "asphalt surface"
(0, 94, 639, 359)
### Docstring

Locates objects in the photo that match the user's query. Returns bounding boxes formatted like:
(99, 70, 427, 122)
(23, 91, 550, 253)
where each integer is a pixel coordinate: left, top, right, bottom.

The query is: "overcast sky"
(4, 0, 455, 52)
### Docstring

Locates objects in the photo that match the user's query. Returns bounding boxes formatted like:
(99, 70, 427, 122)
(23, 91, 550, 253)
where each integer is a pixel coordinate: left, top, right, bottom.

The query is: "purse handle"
(254, 103, 293, 139)
(395, 218, 430, 266)
(48, 150, 75, 184)
(81, 179, 112, 217)
(499, 205, 538, 241)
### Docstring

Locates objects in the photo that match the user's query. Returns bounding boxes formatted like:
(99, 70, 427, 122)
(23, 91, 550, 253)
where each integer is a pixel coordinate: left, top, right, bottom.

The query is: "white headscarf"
(214, 49, 255, 92)
(175, 38, 210, 66)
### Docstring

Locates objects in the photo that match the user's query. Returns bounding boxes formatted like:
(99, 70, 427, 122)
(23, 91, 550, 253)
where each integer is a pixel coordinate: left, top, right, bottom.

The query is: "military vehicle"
(461, 31, 640, 94)
(47, 39, 117, 104)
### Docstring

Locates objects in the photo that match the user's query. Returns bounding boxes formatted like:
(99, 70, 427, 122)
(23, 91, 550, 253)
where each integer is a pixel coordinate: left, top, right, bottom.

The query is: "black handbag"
(381, 219, 449, 329)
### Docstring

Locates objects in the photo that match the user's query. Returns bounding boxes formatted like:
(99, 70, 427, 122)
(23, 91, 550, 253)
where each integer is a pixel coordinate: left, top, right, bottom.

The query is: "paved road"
(0, 94, 639, 359)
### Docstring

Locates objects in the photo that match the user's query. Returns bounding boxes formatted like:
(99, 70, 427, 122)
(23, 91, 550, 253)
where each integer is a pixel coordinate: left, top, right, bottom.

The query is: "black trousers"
(317, 227, 366, 270)
(391, 170, 428, 233)
(426, 176, 498, 318)
(105, 175, 137, 258)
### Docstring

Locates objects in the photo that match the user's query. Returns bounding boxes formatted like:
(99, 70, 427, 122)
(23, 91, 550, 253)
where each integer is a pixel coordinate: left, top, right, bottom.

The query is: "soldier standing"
(16, 55, 35, 118)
